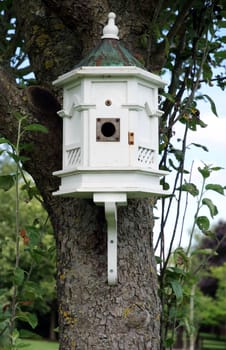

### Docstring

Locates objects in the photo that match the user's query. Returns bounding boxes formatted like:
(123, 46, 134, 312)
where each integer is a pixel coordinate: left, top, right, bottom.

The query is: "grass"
(201, 340, 226, 350)
(199, 332, 226, 350)
(19, 339, 59, 350)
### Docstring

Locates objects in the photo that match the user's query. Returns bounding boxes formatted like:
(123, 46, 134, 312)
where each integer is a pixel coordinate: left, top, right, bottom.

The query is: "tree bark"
(0, 1, 163, 348)
(54, 198, 160, 349)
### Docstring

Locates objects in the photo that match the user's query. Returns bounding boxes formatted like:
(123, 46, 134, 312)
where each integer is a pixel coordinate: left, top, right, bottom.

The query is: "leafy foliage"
(157, 162, 226, 348)
(0, 118, 56, 349)
(199, 271, 226, 326)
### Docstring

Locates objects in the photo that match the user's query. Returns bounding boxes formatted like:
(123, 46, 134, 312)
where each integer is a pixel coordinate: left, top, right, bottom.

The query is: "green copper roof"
(74, 13, 145, 70)
(75, 38, 145, 69)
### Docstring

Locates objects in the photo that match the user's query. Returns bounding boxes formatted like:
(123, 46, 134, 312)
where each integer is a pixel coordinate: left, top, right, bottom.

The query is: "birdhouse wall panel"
(137, 111, 152, 144)
(64, 112, 81, 146)
(149, 115, 159, 149)
(81, 110, 89, 167)
(89, 80, 127, 107)
(64, 144, 81, 169)
(63, 83, 82, 115)
(137, 83, 156, 111)
(126, 78, 138, 105)
(89, 108, 129, 167)
(127, 109, 138, 166)
(134, 109, 158, 169)
(82, 79, 91, 103)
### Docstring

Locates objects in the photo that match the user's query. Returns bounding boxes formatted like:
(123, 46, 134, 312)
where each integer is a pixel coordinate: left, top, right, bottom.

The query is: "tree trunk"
(49, 302, 57, 341)
(0, 0, 164, 348)
(52, 197, 160, 349)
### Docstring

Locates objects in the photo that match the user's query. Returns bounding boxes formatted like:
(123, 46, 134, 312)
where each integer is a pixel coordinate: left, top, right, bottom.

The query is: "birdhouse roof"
(53, 13, 167, 88)
(74, 13, 145, 69)
(75, 38, 145, 69)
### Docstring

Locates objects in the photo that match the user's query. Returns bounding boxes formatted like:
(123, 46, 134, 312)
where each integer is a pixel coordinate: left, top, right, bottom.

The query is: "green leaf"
(169, 158, 179, 171)
(12, 111, 27, 121)
(163, 182, 170, 190)
(169, 280, 183, 302)
(220, 36, 226, 44)
(203, 62, 213, 82)
(196, 216, 210, 231)
(173, 149, 184, 162)
(191, 248, 217, 256)
(205, 184, 225, 195)
(13, 267, 24, 286)
(19, 142, 34, 152)
(215, 51, 226, 59)
(202, 198, 218, 218)
(24, 123, 48, 133)
(211, 166, 223, 171)
(191, 143, 209, 152)
(203, 230, 216, 239)
(16, 311, 38, 329)
(197, 119, 208, 128)
(161, 91, 175, 103)
(0, 174, 15, 191)
(11, 328, 20, 342)
(7, 151, 30, 163)
(164, 337, 174, 347)
(19, 329, 42, 339)
(202, 94, 218, 116)
(173, 247, 189, 265)
(178, 183, 199, 197)
(0, 137, 10, 144)
(219, 20, 226, 28)
(26, 226, 41, 247)
(198, 166, 210, 178)
(166, 266, 186, 277)
(155, 256, 162, 264)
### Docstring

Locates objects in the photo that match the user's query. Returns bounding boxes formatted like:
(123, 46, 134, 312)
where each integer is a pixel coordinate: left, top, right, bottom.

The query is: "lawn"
(19, 339, 59, 350)
(199, 332, 226, 350)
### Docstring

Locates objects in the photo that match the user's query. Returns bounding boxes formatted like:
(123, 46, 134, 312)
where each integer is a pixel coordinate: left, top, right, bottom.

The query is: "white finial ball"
(101, 12, 119, 40)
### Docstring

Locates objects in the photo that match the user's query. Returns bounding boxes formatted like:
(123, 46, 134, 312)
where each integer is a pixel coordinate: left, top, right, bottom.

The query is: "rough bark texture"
(55, 198, 160, 349)
(0, 0, 171, 348)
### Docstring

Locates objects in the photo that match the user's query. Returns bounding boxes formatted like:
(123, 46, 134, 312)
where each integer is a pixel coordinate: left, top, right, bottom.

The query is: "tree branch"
(0, 65, 62, 204)
(0, 66, 28, 142)
(167, 0, 196, 42)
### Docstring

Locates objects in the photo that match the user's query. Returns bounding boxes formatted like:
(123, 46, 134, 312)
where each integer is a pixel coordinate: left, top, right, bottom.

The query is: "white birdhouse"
(53, 13, 168, 285)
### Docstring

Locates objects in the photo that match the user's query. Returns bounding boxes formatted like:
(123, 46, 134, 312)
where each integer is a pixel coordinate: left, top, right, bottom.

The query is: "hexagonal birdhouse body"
(53, 12, 168, 285)
(53, 13, 167, 198)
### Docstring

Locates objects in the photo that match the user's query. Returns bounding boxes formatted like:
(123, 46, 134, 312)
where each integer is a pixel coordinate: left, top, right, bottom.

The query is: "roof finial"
(101, 12, 119, 40)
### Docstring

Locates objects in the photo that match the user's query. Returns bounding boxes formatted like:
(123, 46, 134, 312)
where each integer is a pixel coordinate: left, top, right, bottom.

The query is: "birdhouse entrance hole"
(96, 118, 120, 142)
(102, 122, 115, 137)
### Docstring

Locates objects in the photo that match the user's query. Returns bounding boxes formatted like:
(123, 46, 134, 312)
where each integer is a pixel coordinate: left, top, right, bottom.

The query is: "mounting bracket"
(93, 193, 127, 285)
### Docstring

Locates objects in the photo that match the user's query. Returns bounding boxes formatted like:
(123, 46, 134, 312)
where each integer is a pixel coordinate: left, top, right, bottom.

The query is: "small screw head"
(105, 99, 112, 106)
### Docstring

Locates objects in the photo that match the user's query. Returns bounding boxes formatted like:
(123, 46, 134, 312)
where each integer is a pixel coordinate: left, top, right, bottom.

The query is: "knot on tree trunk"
(124, 304, 151, 329)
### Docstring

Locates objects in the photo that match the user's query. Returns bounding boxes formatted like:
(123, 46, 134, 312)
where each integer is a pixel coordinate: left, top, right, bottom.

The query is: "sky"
(154, 81, 226, 252)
